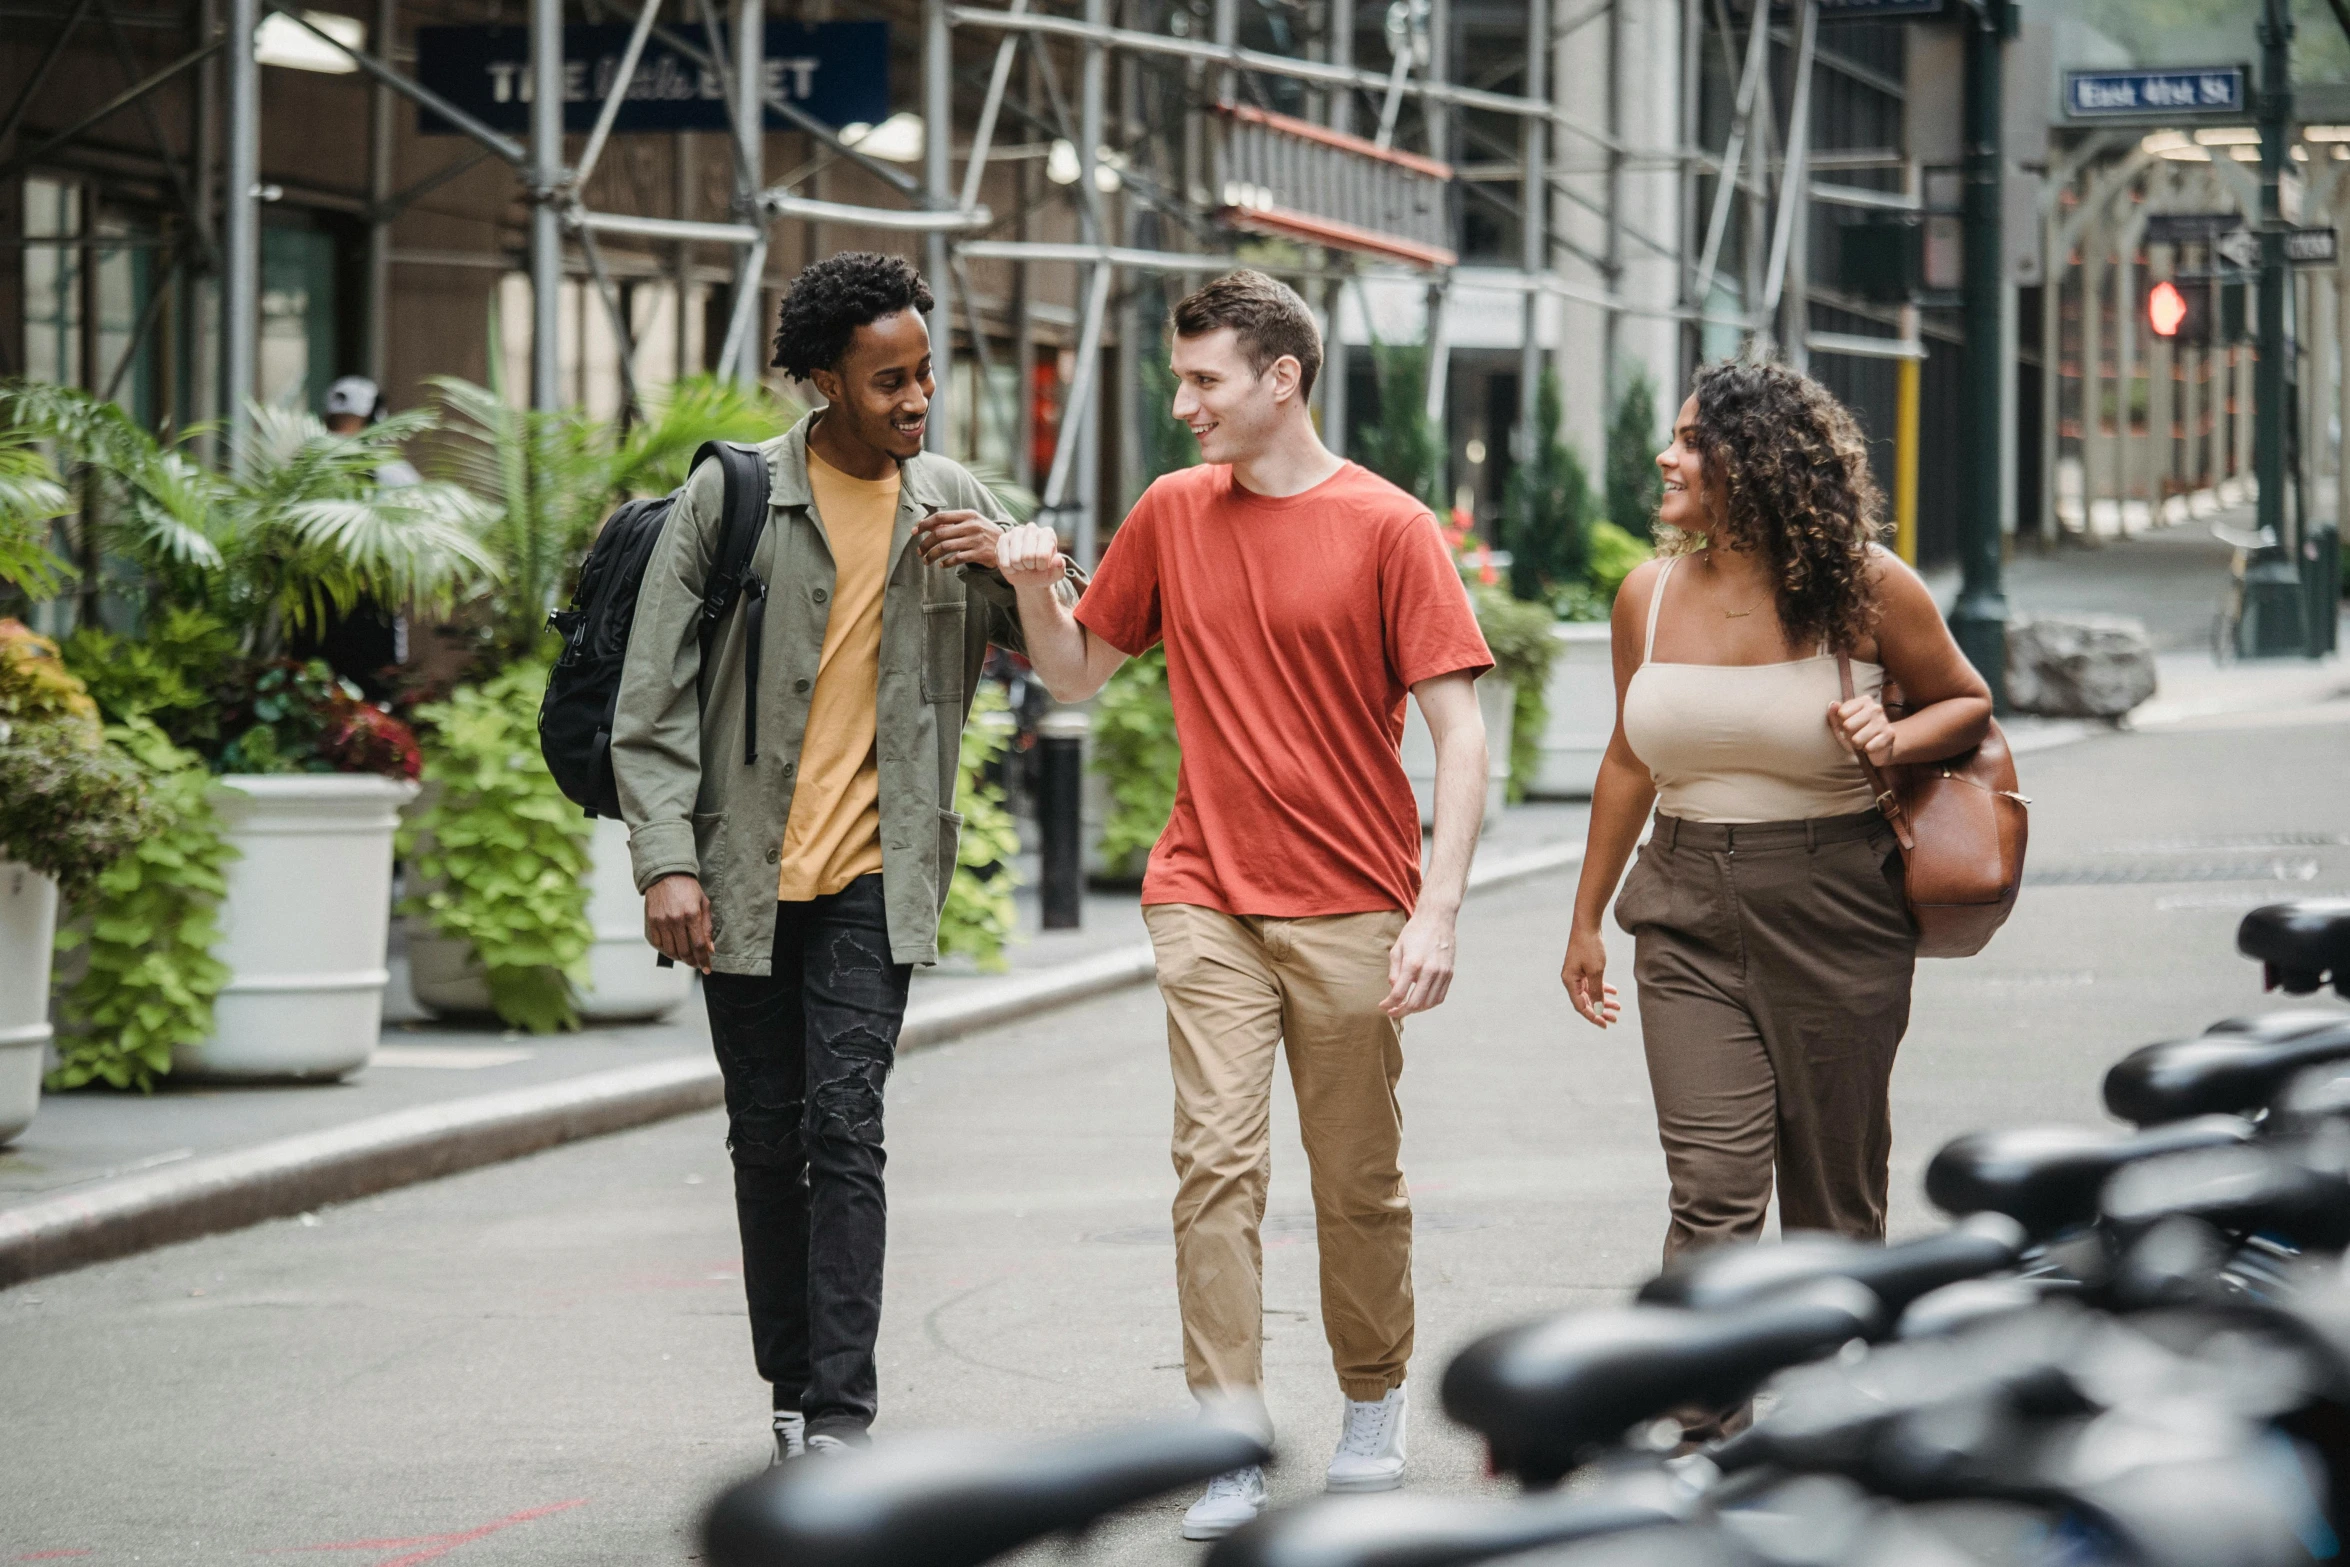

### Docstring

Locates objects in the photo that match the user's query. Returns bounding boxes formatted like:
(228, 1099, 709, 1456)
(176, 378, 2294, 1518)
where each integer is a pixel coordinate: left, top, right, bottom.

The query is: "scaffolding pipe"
(529, 0, 564, 409)
(260, 4, 525, 166)
(957, 0, 1027, 216)
(1760, 0, 1817, 324)
(365, 0, 395, 382)
(924, 0, 951, 442)
(223, 0, 257, 463)
(945, 5, 1622, 153)
(574, 0, 664, 193)
(1518, 0, 1548, 466)
(729, 0, 764, 384)
(1043, 263, 1114, 535)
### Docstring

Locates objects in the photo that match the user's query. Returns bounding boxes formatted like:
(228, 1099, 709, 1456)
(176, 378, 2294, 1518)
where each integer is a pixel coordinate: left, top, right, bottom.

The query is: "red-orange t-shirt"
(1074, 461, 1493, 917)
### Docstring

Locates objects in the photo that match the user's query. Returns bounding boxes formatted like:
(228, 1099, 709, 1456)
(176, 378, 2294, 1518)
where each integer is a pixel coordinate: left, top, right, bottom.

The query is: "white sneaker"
(1325, 1387, 1408, 1492)
(770, 1410, 807, 1465)
(1180, 1465, 1266, 1540)
(806, 1433, 854, 1456)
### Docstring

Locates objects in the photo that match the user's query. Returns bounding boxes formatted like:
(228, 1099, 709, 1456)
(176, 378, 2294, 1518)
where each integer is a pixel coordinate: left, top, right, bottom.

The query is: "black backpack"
(540, 440, 773, 818)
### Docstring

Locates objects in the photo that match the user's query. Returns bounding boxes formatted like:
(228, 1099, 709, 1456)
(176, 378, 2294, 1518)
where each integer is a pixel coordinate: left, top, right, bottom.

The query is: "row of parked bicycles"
(701, 896, 2350, 1567)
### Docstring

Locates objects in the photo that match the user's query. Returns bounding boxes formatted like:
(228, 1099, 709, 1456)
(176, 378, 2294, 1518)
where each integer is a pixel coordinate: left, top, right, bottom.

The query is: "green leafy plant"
(49, 718, 235, 1092)
(1091, 646, 1180, 881)
(1587, 520, 1654, 595)
(431, 353, 807, 674)
(1502, 368, 1596, 604)
(0, 620, 155, 904)
(1606, 368, 1664, 542)
(0, 429, 73, 599)
(0, 381, 495, 659)
(937, 684, 1022, 970)
(398, 661, 594, 1033)
(1140, 336, 1201, 484)
(1471, 585, 1562, 803)
(1355, 338, 1447, 510)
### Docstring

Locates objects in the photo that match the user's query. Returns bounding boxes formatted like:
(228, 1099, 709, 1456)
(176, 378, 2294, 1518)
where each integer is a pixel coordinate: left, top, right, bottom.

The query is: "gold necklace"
(1699, 552, 1765, 619)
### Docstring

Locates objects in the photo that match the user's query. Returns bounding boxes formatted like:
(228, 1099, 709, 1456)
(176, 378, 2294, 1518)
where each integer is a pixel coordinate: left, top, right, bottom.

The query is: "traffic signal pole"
(1950, 0, 2011, 705)
(2242, 0, 2309, 655)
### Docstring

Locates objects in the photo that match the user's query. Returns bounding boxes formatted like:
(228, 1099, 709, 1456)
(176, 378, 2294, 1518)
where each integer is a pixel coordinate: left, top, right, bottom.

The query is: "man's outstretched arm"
(996, 521, 1129, 701)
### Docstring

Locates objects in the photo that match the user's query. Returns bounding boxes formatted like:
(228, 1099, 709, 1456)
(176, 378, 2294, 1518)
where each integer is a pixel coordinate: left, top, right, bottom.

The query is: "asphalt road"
(5, 711, 2347, 1566)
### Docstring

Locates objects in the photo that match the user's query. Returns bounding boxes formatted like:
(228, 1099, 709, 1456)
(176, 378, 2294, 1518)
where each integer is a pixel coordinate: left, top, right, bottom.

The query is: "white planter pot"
(175, 774, 417, 1081)
(1401, 677, 1516, 829)
(408, 815, 689, 1024)
(1526, 622, 1618, 800)
(0, 860, 58, 1144)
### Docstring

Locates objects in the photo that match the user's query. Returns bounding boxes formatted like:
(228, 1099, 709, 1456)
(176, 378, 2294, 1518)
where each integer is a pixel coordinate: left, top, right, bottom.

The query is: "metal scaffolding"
(4, 0, 1939, 553)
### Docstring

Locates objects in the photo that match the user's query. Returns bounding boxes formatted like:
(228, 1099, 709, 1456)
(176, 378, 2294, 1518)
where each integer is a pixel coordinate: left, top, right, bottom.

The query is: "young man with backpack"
(992, 271, 1492, 1536)
(609, 251, 1078, 1459)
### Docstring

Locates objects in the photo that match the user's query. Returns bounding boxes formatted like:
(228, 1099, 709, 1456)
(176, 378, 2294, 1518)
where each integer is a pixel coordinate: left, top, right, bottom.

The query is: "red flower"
(319, 698, 423, 781)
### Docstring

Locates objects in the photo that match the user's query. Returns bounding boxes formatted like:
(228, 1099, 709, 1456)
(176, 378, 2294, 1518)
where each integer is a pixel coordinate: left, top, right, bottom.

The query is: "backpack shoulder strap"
(690, 440, 774, 766)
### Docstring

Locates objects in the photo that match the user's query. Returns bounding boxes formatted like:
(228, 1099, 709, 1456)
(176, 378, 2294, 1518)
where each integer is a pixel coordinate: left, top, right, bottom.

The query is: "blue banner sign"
(414, 21, 889, 136)
(2065, 66, 2246, 119)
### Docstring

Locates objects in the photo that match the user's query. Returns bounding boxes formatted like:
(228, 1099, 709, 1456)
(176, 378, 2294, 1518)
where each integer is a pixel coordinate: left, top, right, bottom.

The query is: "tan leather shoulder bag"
(1837, 656, 2031, 959)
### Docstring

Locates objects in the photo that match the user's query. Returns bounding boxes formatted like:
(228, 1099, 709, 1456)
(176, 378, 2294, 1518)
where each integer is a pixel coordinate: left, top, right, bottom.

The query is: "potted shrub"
(8, 383, 482, 1081)
(0, 622, 155, 1136)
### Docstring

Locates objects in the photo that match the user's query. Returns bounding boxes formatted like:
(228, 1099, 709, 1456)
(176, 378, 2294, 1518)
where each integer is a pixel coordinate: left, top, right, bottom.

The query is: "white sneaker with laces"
(806, 1432, 854, 1456)
(1181, 1465, 1266, 1540)
(770, 1410, 807, 1465)
(1325, 1387, 1408, 1492)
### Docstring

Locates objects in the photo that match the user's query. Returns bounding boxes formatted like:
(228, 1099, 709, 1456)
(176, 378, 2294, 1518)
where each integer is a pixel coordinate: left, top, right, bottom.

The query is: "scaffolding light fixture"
(256, 9, 363, 72)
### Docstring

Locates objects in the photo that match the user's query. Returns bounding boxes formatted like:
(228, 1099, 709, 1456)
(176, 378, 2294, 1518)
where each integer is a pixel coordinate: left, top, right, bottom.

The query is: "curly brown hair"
(1661, 359, 1887, 654)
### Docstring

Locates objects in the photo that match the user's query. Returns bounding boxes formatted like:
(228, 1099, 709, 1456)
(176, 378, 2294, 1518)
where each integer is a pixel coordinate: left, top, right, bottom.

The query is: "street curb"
(0, 837, 1590, 1290)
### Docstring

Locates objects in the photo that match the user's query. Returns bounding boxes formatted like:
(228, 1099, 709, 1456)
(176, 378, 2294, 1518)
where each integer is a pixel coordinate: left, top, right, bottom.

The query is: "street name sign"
(2064, 65, 2247, 119)
(415, 21, 888, 135)
(2146, 211, 2244, 246)
(2285, 226, 2341, 266)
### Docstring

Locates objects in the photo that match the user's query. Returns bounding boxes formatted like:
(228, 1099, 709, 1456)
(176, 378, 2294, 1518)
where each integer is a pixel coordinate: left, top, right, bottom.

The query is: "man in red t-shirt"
(982, 270, 1491, 1536)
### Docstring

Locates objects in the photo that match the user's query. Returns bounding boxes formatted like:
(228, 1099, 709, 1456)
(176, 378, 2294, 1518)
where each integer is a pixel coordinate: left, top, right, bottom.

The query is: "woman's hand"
(1561, 926, 1622, 1028)
(1829, 694, 1897, 769)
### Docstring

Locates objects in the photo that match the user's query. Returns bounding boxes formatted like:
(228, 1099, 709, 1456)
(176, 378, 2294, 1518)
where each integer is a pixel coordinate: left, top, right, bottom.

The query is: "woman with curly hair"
(1561, 359, 1992, 1268)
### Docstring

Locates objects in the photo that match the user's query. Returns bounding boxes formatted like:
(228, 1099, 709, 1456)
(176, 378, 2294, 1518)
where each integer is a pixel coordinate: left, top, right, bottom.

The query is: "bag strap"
(692, 440, 773, 766)
(1837, 652, 1916, 852)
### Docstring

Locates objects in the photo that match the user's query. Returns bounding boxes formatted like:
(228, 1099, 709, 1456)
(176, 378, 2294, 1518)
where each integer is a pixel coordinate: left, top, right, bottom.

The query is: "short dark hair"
(770, 252, 935, 381)
(1170, 270, 1323, 400)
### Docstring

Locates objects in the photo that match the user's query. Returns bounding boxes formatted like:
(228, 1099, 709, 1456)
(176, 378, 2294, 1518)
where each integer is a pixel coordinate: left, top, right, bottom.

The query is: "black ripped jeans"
(702, 874, 910, 1439)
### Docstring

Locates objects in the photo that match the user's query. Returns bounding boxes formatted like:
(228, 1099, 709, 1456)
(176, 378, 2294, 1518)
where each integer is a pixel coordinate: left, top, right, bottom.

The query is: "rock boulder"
(2005, 614, 2158, 718)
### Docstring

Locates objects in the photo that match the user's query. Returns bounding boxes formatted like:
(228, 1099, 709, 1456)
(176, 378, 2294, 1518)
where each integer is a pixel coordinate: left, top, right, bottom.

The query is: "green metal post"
(2242, 0, 2308, 655)
(1949, 0, 2010, 706)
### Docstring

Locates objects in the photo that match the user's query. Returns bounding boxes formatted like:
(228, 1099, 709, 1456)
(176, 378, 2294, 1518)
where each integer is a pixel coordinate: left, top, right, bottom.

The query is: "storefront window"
(259, 225, 339, 413)
(23, 177, 83, 389)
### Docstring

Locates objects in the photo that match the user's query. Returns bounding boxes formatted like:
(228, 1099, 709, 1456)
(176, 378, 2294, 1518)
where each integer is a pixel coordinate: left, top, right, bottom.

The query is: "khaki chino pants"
(1144, 903, 1414, 1410)
(1615, 811, 1917, 1262)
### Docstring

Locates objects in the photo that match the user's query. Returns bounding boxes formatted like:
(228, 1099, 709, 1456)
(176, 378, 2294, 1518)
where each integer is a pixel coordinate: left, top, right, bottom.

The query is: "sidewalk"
(0, 797, 1589, 1285)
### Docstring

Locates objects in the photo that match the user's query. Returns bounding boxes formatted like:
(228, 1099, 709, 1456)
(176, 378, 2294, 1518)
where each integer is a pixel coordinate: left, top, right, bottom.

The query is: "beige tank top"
(1621, 557, 1883, 823)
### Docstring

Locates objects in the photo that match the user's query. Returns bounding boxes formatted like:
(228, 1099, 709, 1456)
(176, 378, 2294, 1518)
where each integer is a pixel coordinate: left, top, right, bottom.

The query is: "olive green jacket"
(611, 413, 1077, 973)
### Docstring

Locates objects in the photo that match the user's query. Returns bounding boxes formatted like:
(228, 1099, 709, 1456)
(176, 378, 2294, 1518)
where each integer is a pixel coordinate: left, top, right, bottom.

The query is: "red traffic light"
(2148, 280, 2189, 338)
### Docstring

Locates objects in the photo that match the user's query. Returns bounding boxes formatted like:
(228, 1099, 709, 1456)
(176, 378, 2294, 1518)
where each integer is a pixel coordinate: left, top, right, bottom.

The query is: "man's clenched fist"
(997, 523, 1065, 588)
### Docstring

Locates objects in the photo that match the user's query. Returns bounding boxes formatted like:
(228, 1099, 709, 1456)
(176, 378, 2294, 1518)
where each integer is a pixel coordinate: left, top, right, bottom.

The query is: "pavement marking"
(2027, 858, 2321, 887)
(272, 1498, 587, 1567)
(367, 1046, 537, 1070)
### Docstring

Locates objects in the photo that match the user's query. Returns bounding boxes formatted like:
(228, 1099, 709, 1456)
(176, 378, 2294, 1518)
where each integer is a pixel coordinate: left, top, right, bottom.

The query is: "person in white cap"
(312, 375, 416, 688)
(323, 375, 422, 487)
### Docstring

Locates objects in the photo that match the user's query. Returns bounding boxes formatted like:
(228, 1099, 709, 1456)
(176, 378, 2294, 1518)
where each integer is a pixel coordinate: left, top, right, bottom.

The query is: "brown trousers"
(1615, 811, 1917, 1262)
(1144, 903, 1414, 1409)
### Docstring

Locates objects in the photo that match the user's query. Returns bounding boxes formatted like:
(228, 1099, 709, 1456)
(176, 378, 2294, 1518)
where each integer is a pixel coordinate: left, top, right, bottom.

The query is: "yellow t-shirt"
(776, 452, 898, 900)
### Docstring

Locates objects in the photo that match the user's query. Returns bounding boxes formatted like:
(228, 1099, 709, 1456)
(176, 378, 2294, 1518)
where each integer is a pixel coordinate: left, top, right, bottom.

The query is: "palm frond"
(962, 460, 1039, 525)
(0, 431, 74, 595)
(611, 374, 805, 497)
